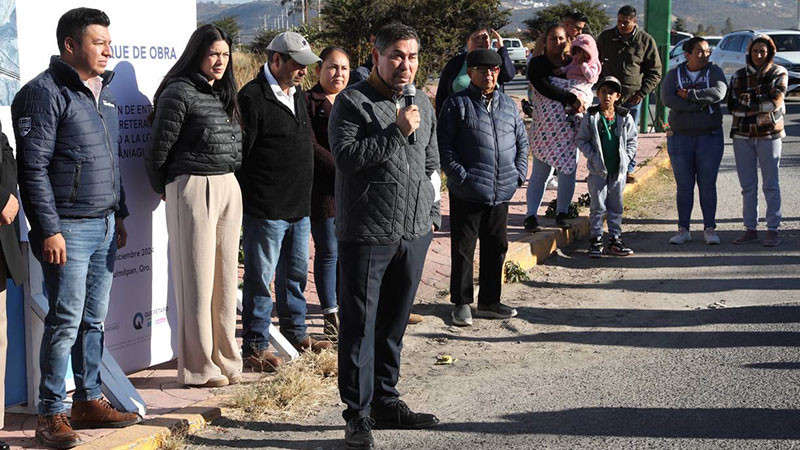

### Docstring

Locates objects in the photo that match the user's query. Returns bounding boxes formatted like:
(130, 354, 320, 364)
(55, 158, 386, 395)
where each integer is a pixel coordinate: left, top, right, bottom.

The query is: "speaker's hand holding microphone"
(397, 84, 420, 144)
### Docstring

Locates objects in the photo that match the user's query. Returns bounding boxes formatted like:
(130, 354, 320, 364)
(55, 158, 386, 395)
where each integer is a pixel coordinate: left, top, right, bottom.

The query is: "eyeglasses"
(473, 66, 500, 74)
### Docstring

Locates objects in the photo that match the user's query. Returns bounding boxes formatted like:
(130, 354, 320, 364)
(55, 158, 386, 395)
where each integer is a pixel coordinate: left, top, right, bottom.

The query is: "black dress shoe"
(345, 416, 375, 450)
(370, 400, 439, 429)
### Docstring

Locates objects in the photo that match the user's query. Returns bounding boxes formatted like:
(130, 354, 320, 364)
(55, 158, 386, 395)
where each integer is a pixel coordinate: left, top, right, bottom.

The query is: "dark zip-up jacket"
(146, 73, 242, 195)
(597, 26, 663, 103)
(435, 47, 515, 117)
(0, 122, 26, 285)
(11, 56, 128, 241)
(437, 84, 528, 205)
(236, 67, 313, 220)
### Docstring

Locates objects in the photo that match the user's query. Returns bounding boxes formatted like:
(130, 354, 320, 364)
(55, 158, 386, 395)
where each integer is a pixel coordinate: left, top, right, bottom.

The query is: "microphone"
(402, 83, 416, 145)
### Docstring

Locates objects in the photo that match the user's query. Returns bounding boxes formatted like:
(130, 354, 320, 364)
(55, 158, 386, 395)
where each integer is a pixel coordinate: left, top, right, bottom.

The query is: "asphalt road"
(186, 95, 800, 450)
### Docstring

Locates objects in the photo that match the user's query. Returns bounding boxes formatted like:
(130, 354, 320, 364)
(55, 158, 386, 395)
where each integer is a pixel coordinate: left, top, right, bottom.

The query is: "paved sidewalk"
(0, 128, 666, 449)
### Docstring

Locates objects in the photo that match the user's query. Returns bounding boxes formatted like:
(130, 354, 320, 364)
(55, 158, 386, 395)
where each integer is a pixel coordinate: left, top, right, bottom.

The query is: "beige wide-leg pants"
(166, 173, 243, 385)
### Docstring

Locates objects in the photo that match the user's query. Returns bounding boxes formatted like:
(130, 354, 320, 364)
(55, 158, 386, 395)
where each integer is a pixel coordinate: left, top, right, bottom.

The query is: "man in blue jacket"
(11, 8, 140, 449)
(437, 49, 529, 327)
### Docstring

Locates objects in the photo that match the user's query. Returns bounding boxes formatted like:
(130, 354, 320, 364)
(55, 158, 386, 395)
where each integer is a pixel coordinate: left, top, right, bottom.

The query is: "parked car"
(670, 30, 693, 48)
(492, 38, 529, 74)
(709, 29, 800, 92)
(668, 36, 722, 69)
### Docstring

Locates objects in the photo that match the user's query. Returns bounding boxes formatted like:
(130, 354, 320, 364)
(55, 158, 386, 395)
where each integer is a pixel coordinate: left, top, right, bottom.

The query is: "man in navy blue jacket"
(11, 8, 140, 449)
(437, 49, 529, 327)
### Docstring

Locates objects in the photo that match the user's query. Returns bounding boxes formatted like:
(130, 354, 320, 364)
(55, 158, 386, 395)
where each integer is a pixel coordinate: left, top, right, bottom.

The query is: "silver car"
(709, 29, 800, 92)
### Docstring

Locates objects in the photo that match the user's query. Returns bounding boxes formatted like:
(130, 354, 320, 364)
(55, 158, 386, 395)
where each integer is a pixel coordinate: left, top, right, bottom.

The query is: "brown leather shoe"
(292, 336, 333, 353)
(408, 313, 424, 325)
(36, 413, 82, 449)
(70, 398, 142, 429)
(244, 350, 283, 372)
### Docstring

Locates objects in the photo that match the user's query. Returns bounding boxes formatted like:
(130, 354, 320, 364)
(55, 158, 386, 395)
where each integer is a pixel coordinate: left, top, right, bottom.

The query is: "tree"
(673, 17, 687, 33)
(523, 0, 610, 40)
(696, 23, 705, 36)
(211, 16, 240, 47)
(721, 17, 734, 35)
(705, 25, 717, 36)
(320, 0, 510, 87)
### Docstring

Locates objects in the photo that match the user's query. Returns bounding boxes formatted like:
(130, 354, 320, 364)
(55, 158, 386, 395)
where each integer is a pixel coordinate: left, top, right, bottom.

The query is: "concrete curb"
(76, 397, 223, 450)
(504, 139, 669, 273)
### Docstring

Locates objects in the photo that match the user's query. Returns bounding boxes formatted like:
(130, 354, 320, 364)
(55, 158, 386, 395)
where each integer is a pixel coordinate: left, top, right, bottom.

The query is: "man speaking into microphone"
(328, 22, 441, 450)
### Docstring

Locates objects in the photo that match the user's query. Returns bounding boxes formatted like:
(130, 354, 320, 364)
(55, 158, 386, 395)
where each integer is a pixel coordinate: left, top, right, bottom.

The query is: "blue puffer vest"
(437, 84, 529, 206)
(11, 56, 127, 239)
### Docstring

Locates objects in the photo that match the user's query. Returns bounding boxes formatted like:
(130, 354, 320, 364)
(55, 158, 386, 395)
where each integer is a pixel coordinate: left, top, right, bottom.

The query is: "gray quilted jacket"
(328, 81, 441, 244)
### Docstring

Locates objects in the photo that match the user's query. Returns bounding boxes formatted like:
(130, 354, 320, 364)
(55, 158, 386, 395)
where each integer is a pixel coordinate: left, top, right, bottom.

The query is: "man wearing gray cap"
(236, 31, 332, 372)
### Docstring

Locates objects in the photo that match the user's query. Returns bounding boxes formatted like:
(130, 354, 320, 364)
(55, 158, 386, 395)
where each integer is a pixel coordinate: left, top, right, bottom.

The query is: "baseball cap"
(267, 31, 321, 65)
(596, 75, 622, 93)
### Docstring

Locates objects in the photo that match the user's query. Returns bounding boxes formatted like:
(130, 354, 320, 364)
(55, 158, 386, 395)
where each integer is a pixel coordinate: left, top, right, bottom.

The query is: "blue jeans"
(310, 217, 338, 314)
(525, 156, 577, 217)
(733, 138, 782, 230)
(623, 100, 641, 173)
(241, 215, 310, 355)
(667, 128, 725, 230)
(37, 215, 116, 415)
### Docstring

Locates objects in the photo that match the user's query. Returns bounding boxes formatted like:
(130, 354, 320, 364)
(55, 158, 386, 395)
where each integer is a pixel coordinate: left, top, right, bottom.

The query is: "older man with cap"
(437, 49, 529, 327)
(237, 31, 332, 372)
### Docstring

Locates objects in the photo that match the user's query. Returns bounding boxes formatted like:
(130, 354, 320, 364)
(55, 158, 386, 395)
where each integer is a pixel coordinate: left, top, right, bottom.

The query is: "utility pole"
(796, 0, 800, 29)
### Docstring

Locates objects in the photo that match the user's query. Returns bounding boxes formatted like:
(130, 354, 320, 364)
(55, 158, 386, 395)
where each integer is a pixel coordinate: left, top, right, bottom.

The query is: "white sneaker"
(546, 177, 558, 190)
(669, 228, 691, 245)
(704, 228, 720, 245)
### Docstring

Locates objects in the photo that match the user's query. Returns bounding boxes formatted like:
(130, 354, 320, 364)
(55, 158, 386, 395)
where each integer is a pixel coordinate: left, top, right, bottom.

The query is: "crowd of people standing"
(0, 4, 788, 450)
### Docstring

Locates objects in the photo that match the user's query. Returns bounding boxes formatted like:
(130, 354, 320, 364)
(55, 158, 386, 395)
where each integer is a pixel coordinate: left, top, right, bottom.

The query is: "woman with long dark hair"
(145, 24, 243, 387)
(305, 46, 349, 337)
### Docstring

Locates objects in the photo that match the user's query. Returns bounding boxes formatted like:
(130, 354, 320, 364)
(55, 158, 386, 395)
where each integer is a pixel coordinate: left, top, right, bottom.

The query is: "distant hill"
(197, 0, 799, 44)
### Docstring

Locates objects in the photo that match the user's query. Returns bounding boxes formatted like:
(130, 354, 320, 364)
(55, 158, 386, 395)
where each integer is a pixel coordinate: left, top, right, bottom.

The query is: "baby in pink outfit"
(553, 34, 601, 121)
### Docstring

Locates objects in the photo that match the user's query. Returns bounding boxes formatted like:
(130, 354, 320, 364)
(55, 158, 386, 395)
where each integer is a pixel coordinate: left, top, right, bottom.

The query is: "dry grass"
(155, 428, 192, 450)
(623, 164, 676, 218)
(226, 348, 339, 421)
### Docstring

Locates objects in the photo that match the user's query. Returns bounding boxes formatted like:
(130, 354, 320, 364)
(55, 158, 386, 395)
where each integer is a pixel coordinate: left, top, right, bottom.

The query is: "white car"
(492, 38, 529, 74)
(709, 29, 800, 92)
(668, 36, 722, 69)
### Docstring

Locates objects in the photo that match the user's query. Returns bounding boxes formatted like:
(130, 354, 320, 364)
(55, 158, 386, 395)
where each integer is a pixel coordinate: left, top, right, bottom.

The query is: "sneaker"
(704, 228, 721, 245)
(733, 229, 758, 245)
(763, 230, 781, 247)
(669, 228, 691, 245)
(626, 173, 636, 184)
(475, 302, 518, 319)
(451, 304, 473, 326)
(607, 237, 634, 256)
(344, 416, 376, 450)
(588, 236, 603, 258)
(524, 215, 543, 233)
(370, 400, 439, 430)
(555, 213, 572, 230)
(546, 177, 558, 190)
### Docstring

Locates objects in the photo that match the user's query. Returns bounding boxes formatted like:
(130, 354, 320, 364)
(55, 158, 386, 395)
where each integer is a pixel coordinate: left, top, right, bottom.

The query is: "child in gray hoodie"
(575, 76, 638, 257)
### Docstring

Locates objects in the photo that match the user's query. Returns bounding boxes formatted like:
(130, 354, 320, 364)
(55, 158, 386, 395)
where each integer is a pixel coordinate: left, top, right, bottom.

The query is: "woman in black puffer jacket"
(145, 24, 243, 388)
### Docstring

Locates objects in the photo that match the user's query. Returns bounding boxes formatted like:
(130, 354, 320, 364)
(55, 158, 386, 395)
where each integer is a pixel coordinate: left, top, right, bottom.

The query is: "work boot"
(293, 336, 333, 353)
(36, 413, 82, 449)
(344, 416, 376, 450)
(70, 398, 142, 429)
(244, 350, 283, 373)
(370, 400, 439, 429)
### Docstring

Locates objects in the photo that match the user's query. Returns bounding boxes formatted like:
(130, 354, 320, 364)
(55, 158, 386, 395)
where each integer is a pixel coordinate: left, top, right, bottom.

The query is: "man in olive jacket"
(328, 22, 441, 449)
(596, 5, 662, 180)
